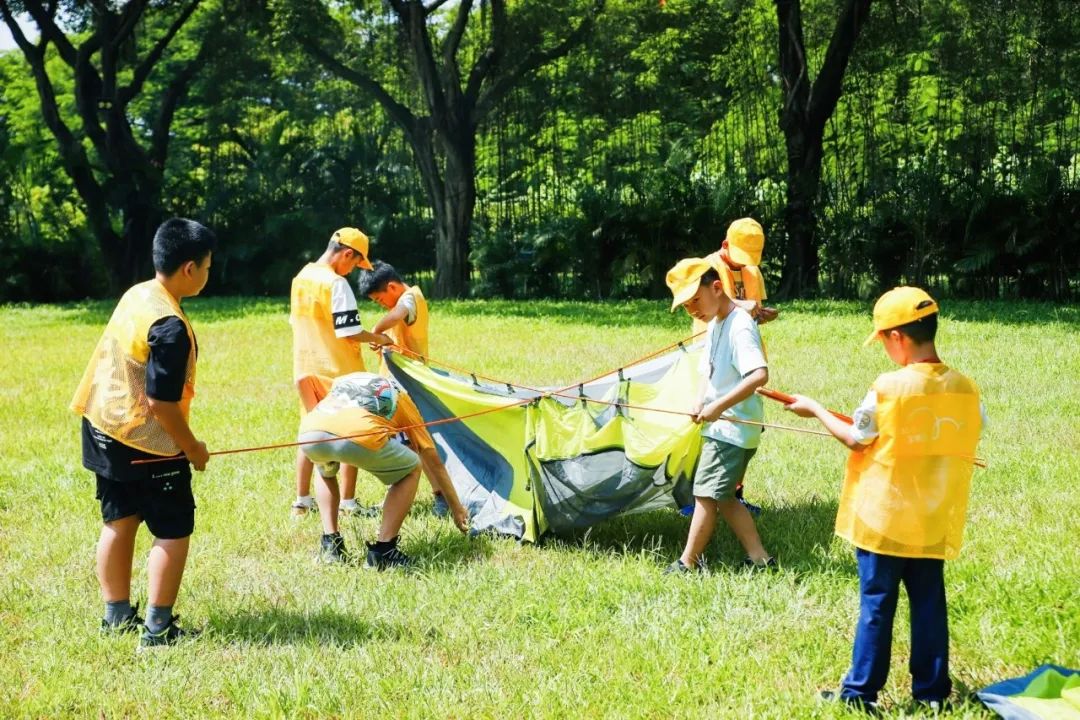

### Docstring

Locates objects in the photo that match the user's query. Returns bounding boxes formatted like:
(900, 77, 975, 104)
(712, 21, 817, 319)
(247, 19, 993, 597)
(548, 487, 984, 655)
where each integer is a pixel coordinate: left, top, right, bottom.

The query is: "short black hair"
(698, 268, 721, 287)
(153, 218, 217, 275)
(357, 260, 403, 296)
(888, 302, 938, 344)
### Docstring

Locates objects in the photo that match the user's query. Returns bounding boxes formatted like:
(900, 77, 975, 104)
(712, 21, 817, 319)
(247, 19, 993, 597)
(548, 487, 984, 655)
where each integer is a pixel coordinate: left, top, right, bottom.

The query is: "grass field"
(0, 297, 1077, 719)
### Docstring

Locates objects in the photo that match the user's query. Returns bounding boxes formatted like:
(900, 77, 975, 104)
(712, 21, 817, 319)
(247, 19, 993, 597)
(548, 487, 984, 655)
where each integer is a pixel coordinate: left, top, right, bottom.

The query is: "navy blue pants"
(840, 548, 951, 703)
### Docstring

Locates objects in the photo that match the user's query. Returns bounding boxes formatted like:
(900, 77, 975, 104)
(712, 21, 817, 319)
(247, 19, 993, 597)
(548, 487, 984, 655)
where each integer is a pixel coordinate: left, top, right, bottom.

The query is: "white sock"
(295, 495, 314, 507)
(341, 499, 358, 509)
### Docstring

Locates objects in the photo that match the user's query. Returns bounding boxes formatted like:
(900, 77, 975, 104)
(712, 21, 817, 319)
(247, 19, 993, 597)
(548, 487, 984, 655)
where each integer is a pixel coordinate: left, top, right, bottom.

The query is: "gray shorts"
(299, 431, 420, 486)
(693, 437, 757, 500)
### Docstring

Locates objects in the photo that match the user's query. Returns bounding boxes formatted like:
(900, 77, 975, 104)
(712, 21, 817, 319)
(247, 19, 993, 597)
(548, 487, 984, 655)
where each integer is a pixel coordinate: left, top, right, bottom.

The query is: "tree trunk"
(774, 0, 872, 299)
(780, 126, 824, 297)
(434, 133, 476, 297)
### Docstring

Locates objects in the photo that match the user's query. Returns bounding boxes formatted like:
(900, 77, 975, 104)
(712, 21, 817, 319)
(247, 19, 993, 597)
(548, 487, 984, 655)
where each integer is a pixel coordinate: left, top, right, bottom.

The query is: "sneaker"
(818, 690, 880, 716)
(138, 615, 200, 649)
(291, 498, 316, 517)
(432, 493, 450, 518)
(663, 559, 704, 575)
(100, 603, 143, 634)
(365, 540, 412, 571)
(339, 501, 379, 518)
(742, 556, 778, 571)
(739, 497, 763, 516)
(319, 533, 351, 564)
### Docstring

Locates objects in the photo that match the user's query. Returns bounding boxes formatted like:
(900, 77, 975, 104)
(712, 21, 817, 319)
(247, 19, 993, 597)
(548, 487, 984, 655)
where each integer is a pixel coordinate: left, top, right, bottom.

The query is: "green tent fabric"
(385, 345, 704, 542)
(979, 666, 1080, 720)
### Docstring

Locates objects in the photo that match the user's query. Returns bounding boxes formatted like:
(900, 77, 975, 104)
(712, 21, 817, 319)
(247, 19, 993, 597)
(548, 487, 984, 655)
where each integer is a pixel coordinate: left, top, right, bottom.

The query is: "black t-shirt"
(82, 316, 195, 481)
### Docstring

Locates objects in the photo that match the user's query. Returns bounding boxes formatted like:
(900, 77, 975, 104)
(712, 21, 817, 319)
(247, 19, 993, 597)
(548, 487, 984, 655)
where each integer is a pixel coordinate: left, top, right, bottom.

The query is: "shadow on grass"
(211, 606, 402, 646)
(548, 495, 849, 576)
(335, 504, 498, 573)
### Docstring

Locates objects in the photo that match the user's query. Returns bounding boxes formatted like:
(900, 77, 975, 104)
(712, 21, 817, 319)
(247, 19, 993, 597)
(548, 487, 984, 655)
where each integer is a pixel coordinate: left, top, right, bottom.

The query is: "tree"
(0, 0, 220, 290)
(276, 0, 605, 298)
(774, 0, 872, 297)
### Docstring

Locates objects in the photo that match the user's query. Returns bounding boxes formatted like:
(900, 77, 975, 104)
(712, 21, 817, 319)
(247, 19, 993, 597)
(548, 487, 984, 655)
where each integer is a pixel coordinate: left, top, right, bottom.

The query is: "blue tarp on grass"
(978, 665, 1080, 720)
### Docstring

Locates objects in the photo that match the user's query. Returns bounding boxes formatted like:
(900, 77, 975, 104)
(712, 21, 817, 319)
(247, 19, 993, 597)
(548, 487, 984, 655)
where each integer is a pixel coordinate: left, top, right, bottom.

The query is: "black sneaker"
(663, 559, 704, 575)
(818, 690, 880, 716)
(365, 540, 412, 570)
(139, 615, 200, 649)
(100, 603, 143, 634)
(319, 533, 351, 564)
(742, 556, 779, 571)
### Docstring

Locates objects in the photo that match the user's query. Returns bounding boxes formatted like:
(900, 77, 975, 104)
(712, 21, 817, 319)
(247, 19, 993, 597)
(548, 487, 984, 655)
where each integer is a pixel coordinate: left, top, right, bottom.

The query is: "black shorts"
(95, 462, 196, 539)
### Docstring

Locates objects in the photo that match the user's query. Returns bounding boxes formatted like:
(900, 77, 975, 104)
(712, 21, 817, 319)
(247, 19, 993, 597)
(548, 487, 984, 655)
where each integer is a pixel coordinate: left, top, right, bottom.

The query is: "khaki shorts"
(693, 437, 757, 500)
(299, 431, 420, 485)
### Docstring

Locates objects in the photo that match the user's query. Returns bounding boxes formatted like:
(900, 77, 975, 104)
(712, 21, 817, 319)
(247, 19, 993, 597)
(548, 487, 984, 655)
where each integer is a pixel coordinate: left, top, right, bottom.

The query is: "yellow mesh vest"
(379, 285, 429, 376)
(390, 285, 429, 358)
(298, 389, 432, 452)
(70, 280, 197, 456)
(290, 263, 364, 381)
(299, 404, 393, 450)
(836, 364, 982, 560)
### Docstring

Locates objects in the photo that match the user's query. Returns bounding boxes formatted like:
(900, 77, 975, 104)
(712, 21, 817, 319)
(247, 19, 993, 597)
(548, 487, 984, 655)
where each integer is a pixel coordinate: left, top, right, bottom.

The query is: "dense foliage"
(1, 0, 1077, 302)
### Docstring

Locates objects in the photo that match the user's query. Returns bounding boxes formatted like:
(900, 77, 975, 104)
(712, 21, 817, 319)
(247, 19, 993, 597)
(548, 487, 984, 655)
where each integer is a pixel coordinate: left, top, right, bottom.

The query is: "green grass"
(1, 297, 1077, 719)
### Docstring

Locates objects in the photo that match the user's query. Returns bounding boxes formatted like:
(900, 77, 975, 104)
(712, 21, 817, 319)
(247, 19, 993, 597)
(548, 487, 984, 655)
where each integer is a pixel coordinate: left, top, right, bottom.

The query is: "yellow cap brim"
(358, 256, 374, 271)
(727, 245, 760, 267)
(669, 283, 698, 312)
(863, 328, 882, 347)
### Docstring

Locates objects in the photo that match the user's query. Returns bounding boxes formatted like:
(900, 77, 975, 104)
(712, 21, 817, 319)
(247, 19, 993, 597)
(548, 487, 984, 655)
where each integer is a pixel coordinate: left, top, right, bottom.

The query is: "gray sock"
(104, 599, 132, 626)
(146, 604, 173, 633)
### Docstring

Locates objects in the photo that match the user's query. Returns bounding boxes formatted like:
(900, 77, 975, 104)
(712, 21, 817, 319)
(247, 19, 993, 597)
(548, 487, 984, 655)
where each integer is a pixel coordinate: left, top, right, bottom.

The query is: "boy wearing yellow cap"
(289, 227, 393, 516)
(665, 258, 775, 573)
(784, 287, 984, 712)
(695, 218, 779, 334)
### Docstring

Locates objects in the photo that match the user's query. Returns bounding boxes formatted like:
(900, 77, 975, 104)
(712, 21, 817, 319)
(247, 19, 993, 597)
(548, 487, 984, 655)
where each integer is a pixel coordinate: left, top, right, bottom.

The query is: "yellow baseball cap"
(666, 257, 714, 311)
(725, 218, 765, 267)
(331, 227, 374, 270)
(864, 286, 939, 346)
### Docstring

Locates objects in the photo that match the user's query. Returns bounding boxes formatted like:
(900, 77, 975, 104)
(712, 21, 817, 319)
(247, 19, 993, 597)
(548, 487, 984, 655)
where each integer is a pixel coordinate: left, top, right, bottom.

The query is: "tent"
(385, 344, 706, 542)
(978, 665, 1080, 720)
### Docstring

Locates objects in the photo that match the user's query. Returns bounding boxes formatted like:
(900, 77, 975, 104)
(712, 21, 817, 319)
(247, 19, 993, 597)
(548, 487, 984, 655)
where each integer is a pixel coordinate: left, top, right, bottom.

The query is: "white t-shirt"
(330, 276, 363, 338)
(849, 390, 989, 445)
(698, 307, 768, 449)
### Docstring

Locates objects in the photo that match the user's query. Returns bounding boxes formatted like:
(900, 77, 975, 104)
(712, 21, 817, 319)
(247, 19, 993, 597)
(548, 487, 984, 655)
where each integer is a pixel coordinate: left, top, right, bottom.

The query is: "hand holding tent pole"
(756, 387, 853, 424)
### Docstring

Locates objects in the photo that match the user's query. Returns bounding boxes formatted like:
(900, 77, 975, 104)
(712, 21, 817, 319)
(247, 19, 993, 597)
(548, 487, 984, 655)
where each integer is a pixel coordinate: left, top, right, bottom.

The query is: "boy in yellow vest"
(357, 260, 429, 364)
(665, 258, 775, 573)
(784, 287, 983, 713)
(696, 218, 778, 515)
(297, 373, 468, 567)
(71, 218, 216, 648)
(355, 260, 452, 514)
(289, 228, 392, 516)
(694, 217, 779, 336)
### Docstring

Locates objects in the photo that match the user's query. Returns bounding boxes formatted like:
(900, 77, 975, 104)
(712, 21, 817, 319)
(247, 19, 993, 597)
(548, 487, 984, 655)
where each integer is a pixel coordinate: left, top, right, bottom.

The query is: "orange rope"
(132, 393, 536, 465)
(134, 333, 984, 469)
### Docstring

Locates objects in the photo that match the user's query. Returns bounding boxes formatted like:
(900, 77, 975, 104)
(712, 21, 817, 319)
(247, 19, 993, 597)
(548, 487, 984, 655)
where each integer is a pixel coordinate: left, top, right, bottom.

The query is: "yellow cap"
(864, 286, 939, 346)
(331, 227, 374, 270)
(666, 257, 714, 311)
(725, 218, 765, 267)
